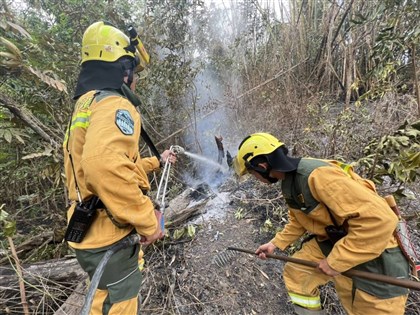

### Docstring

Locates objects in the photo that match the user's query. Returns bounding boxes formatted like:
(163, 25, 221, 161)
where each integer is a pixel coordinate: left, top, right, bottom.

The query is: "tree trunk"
(412, 45, 420, 117)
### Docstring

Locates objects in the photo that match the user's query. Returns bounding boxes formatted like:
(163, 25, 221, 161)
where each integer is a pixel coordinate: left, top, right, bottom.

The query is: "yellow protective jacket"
(63, 90, 160, 249)
(271, 159, 399, 273)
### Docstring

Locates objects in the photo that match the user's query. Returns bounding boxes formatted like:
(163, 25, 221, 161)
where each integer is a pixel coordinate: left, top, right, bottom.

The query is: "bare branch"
(0, 94, 60, 146)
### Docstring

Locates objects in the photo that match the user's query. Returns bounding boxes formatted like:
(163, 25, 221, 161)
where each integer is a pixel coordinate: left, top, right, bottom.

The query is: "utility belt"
(64, 195, 139, 243)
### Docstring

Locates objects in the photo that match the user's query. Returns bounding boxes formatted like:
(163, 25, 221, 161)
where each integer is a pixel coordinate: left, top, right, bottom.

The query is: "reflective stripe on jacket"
(63, 90, 160, 249)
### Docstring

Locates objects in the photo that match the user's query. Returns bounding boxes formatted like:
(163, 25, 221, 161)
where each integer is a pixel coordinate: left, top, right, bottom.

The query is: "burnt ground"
(139, 178, 298, 315)
(139, 177, 420, 315)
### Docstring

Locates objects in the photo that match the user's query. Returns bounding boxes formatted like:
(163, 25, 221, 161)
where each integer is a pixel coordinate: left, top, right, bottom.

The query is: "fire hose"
(80, 145, 184, 315)
(228, 247, 420, 291)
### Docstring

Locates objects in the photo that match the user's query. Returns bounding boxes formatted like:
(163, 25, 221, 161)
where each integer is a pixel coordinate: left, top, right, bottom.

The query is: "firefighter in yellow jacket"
(233, 133, 409, 315)
(63, 21, 176, 314)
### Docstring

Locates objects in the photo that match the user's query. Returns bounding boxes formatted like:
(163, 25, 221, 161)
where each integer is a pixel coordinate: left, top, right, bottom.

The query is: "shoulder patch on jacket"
(115, 109, 134, 135)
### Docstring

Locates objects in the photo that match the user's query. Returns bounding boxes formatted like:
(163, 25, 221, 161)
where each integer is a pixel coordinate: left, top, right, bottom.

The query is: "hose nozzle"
(171, 145, 185, 154)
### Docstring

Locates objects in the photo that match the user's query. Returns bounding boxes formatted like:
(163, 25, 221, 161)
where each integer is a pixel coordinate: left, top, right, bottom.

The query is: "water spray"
(183, 151, 229, 173)
(172, 144, 229, 173)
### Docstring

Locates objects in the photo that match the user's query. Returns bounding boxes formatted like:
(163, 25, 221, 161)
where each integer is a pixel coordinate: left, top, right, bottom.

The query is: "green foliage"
(354, 0, 420, 100)
(140, 1, 207, 109)
(172, 224, 197, 240)
(234, 207, 246, 220)
(303, 102, 373, 160)
(260, 218, 274, 233)
(0, 126, 27, 144)
(357, 120, 420, 185)
(0, 204, 16, 238)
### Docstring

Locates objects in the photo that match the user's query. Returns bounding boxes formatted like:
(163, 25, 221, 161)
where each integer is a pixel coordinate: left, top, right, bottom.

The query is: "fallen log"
(165, 184, 212, 227)
(0, 257, 84, 287)
(166, 202, 206, 227)
(0, 257, 86, 314)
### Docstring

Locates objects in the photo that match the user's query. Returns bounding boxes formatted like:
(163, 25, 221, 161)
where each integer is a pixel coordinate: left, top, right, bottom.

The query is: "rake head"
(212, 249, 239, 267)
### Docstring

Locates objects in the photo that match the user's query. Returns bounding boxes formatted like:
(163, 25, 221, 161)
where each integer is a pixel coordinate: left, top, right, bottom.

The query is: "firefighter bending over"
(233, 133, 409, 315)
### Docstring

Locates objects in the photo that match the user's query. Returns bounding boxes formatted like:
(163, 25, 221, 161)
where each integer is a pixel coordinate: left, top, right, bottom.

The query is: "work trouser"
(283, 238, 408, 315)
(75, 241, 141, 315)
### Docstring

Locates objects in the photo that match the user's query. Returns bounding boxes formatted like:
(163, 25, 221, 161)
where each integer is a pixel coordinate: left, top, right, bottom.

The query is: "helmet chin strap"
(244, 157, 279, 184)
(121, 58, 137, 87)
(252, 164, 279, 184)
(125, 68, 134, 87)
(257, 169, 279, 183)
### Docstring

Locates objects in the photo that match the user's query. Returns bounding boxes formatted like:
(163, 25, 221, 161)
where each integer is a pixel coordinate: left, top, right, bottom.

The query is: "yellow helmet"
(233, 133, 284, 176)
(81, 21, 149, 71)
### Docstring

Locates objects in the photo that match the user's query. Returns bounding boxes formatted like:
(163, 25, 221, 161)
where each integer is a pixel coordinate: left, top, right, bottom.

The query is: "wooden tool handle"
(228, 247, 420, 291)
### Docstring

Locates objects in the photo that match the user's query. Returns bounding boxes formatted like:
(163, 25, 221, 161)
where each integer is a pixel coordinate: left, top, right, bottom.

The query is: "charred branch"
(214, 135, 225, 165)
